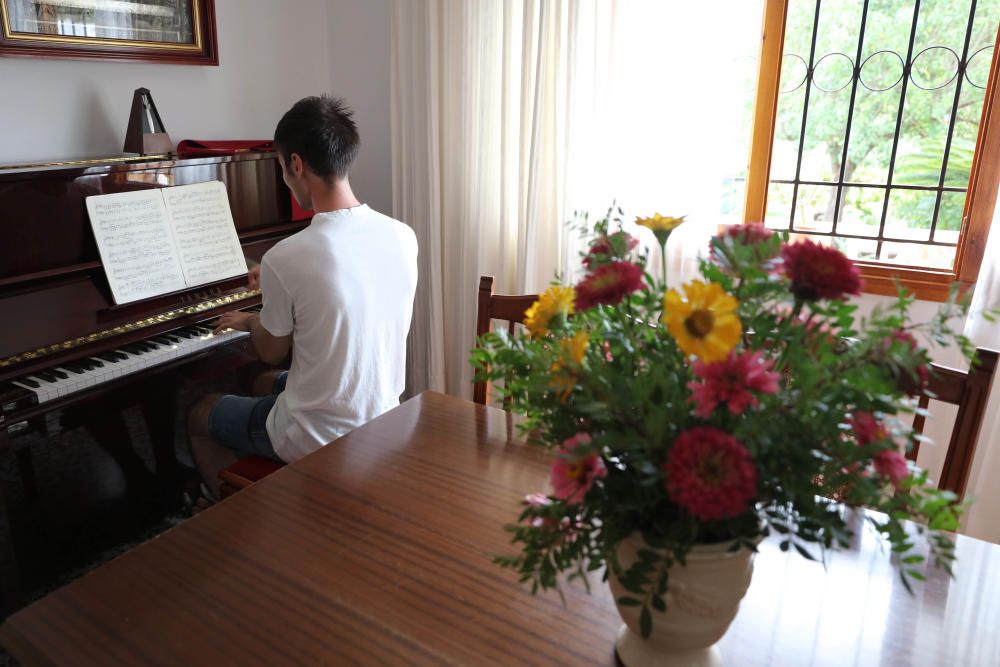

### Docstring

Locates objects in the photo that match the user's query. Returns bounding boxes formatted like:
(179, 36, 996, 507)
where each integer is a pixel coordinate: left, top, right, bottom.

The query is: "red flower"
(583, 232, 639, 269)
(663, 427, 757, 521)
(874, 449, 909, 487)
(781, 239, 863, 301)
(687, 350, 780, 418)
(575, 261, 645, 310)
(851, 411, 887, 445)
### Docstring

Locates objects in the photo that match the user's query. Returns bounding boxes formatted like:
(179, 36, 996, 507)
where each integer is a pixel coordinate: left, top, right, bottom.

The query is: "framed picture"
(0, 0, 217, 65)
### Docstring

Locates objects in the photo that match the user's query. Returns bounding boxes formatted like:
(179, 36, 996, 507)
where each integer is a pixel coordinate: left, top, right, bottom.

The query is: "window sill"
(857, 263, 968, 303)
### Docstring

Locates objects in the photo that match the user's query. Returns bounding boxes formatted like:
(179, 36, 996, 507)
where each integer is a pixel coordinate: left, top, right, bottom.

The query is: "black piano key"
(36, 371, 58, 382)
(174, 329, 195, 339)
(19, 377, 40, 388)
(50, 368, 68, 379)
(28, 376, 54, 385)
(98, 352, 119, 363)
(151, 336, 172, 345)
(63, 363, 86, 374)
(87, 357, 105, 368)
(164, 334, 181, 343)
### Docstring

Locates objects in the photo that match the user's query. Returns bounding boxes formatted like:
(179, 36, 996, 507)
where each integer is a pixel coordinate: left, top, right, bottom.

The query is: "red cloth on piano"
(176, 139, 273, 157)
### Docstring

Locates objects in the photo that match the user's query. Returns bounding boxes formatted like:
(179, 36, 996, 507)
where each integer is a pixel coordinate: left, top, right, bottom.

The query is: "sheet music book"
(86, 181, 248, 305)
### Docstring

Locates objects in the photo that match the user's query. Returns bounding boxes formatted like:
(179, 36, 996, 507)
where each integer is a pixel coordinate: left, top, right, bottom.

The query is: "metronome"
(123, 88, 174, 156)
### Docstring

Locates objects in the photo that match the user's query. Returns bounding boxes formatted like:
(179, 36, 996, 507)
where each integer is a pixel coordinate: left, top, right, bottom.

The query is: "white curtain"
(961, 203, 1000, 543)
(391, 1, 764, 398)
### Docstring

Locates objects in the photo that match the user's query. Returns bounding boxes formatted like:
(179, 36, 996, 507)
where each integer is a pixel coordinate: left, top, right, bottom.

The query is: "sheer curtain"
(961, 205, 1000, 543)
(391, 1, 764, 398)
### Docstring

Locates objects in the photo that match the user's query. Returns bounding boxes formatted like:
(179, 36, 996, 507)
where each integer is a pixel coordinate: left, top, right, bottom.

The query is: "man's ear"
(290, 153, 305, 176)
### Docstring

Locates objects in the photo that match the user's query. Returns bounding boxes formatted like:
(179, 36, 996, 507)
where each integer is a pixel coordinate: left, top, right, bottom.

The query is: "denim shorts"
(207, 371, 287, 462)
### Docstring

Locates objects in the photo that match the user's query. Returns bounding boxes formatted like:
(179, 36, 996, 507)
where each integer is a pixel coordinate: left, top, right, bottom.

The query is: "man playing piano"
(186, 96, 418, 500)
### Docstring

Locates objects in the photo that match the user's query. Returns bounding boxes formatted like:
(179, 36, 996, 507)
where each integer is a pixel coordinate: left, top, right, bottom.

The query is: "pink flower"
(709, 223, 780, 269)
(575, 261, 646, 310)
(663, 427, 758, 521)
(850, 412, 908, 487)
(781, 239, 864, 301)
(523, 493, 551, 509)
(874, 449, 909, 487)
(851, 411, 887, 445)
(549, 433, 607, 504)
(687, 350, 780, 418)
(522, 493, 556, 529)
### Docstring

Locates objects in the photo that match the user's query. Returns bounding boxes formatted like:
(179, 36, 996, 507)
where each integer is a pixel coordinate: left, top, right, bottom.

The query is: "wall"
(326, 0, 392, 215)
(0, 0, 331, 164)
(0, 0, 394, 215)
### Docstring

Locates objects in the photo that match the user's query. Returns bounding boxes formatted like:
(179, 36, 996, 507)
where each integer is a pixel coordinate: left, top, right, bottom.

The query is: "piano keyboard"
(10, 323, 249, 405)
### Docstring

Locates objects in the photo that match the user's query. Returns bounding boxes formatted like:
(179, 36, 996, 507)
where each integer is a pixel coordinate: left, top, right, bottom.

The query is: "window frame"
(744, 0, 1000, 302)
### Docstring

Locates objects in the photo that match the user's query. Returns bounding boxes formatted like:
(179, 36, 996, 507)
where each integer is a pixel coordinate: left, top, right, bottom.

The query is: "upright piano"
(0, 151, 307, 612)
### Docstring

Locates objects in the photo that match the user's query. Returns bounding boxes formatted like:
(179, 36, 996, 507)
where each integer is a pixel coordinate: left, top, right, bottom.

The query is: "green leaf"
(640, 605, 653, 639)
(617, 597, 642, 607)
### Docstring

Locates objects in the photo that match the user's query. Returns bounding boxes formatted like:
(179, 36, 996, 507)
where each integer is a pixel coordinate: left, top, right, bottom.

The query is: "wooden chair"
(907, 347, 998, 500)
(473, 276, 538, 405)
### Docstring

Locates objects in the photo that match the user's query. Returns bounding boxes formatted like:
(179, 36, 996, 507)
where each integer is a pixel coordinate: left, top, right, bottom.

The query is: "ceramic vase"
(609, 534, 756, 667)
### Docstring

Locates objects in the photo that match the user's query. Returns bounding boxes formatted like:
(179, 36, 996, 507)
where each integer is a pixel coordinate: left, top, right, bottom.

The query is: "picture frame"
(0, 0, 217, 65)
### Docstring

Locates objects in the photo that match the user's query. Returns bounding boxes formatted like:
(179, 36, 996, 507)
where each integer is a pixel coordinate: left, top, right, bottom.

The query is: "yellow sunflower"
(635, 213, 686, 234)
(662, 281, 742, 362)
(548, 331, 590, 401)
(524, 286, 576, 337)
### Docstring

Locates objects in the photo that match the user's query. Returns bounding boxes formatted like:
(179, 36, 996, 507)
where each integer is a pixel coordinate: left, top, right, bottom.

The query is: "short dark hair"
(274, 96, 360, 182)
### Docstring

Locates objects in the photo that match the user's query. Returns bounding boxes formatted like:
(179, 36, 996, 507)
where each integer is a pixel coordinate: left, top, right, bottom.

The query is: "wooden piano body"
(0, 151, 306, 613)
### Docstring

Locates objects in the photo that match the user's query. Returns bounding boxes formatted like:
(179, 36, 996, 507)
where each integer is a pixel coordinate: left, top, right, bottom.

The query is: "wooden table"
(2, 391, 999, 666)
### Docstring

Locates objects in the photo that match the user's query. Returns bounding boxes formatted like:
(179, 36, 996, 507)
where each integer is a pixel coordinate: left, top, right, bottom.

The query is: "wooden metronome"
(123, 88, 174, 156)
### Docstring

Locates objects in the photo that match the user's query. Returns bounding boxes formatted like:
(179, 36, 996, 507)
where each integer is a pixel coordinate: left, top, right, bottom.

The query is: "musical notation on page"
(86, 181, 248, 305)
(86, 189, 187, 304)
(162, 181, 247, 286)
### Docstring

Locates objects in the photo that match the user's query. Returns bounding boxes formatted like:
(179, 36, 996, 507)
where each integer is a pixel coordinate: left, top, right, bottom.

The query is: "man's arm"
(214, 311, 291, 366)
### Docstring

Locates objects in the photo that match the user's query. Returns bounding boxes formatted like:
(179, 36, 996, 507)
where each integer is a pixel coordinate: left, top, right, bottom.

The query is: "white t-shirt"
(258, 204, 418, 462)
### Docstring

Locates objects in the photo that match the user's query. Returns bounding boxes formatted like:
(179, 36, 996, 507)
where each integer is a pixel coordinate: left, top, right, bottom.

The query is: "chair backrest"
(908, 347, 998, 500)
(473, 275, 538, 405)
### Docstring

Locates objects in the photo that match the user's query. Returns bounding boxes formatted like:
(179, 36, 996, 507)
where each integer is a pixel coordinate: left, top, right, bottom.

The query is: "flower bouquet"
(470, 209, 974, 654)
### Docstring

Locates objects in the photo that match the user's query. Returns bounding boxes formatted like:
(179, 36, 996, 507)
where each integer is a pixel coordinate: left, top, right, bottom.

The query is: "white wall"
(326, 0, 392, 215)
(0, 0, 331, 164)
(0, 0, 394, 213)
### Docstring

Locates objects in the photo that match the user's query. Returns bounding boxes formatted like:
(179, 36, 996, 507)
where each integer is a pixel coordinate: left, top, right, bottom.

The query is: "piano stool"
(218, 456, 285, 498)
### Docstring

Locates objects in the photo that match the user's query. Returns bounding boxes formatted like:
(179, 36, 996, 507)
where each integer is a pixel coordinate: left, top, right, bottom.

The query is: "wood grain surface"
(2, 391, 999, 666)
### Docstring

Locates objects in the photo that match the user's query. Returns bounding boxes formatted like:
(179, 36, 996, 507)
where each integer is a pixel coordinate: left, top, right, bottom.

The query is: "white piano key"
(10, 324, 252, 408)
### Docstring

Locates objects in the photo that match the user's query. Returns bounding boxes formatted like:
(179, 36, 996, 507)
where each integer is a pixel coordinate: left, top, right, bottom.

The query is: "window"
(746, 0, 1000, 300)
